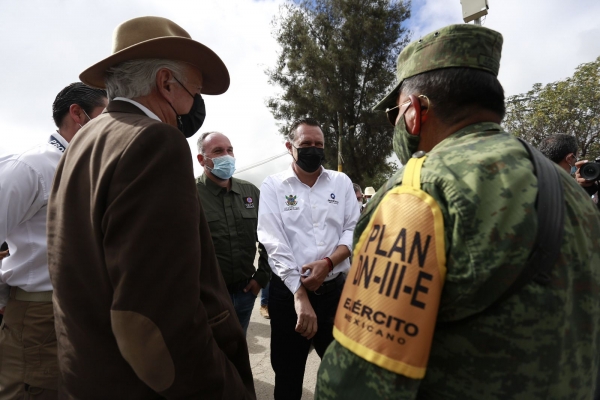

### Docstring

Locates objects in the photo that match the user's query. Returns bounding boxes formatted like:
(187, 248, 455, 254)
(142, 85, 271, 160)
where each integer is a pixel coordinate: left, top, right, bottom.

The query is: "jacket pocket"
(22, 338, 58, 389)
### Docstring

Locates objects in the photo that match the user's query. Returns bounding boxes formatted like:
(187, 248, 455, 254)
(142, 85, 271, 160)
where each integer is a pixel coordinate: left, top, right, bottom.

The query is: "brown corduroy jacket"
(47, 100, 256, 399)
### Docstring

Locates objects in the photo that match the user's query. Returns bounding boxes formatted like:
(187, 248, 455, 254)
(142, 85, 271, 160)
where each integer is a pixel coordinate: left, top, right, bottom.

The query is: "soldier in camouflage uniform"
(315, 24, 600, 399)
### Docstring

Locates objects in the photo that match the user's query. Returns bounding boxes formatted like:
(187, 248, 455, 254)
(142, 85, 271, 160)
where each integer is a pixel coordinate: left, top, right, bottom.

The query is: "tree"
(266, 0, 411, 188)
(504, 56, 600, 158)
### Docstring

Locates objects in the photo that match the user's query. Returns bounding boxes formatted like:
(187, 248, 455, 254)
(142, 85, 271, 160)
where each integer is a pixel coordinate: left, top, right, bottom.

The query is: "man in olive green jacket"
(196, 131, 271, 335)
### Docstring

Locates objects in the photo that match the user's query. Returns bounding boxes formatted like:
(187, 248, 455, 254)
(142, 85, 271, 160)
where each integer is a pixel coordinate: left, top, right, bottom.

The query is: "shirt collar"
(433, 122, 503, 152)
(230, 178, 242, 194)
(113, 97, 161, 122)
(199, 173, 239, 195)
(282, 163, 330, 183)
(49, 131, 69, 151)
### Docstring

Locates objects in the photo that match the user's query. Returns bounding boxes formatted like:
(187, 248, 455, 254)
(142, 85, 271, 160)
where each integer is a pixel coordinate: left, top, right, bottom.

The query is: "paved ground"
(247, 298, 321, 400)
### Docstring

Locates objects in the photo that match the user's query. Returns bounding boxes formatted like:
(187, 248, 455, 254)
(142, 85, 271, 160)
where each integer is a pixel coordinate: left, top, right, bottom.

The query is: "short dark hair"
(288, 118, 321, 142)
(538, 134, 578, 163)
(52, 82, 107, 128)
(400, 67, 505, 125)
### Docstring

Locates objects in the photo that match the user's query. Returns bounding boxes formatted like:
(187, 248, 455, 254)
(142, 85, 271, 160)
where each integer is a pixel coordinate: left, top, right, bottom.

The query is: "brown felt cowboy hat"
(79, 16, 230, 95)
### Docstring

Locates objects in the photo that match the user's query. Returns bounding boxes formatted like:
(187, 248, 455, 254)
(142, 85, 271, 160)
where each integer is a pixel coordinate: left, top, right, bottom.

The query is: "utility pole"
(337, 113, 343, 172)
(461, 0, 488, 24)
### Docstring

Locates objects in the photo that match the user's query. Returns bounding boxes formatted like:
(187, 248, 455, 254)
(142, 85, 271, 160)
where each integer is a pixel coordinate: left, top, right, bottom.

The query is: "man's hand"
(0, 250, 9, 261)
(294, 286, 317, 339)
(300, 259, 330, 291)
(243, 279, 261, 296)
(575, 160, 596, 188)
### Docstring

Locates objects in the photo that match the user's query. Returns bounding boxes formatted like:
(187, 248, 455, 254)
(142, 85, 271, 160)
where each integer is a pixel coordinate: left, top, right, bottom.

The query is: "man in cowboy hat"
(315, 24, 600, 399)
(47, 17, 255, 399)
(361, 186, 376, 212)
(362, 186, 376, 200)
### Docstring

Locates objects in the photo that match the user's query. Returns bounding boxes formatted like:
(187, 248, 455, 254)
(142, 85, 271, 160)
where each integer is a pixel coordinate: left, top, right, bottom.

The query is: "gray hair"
(197, 131, 222, 155)
(104, 59, 187, 100)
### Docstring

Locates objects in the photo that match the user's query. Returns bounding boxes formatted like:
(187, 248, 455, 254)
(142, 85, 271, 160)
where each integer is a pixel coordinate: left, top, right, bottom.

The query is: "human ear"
(68, 104, 86, 126)
(197, 154, 205, 167)
(156, 68, 175, 100)
(406, 94, 422, 135)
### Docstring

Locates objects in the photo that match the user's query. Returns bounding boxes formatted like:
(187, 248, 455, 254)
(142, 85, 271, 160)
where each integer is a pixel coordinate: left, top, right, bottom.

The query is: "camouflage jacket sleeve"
(316, 123, 541, 399)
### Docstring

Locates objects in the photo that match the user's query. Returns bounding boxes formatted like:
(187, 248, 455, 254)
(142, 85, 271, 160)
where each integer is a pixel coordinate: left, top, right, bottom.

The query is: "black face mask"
(169, 77, 206, 138)
(294, 146, 325, 173)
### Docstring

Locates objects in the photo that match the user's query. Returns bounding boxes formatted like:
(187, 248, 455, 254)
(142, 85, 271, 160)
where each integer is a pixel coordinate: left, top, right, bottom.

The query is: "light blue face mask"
(207, 155, 236, 180)
(569, 154, 578, 175)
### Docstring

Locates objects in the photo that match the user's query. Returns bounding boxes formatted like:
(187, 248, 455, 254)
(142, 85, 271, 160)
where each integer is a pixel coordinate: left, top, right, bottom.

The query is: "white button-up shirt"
(0, 133, 68, 307)
(113, 97, 161, 121)
(258, 165, 359, 294)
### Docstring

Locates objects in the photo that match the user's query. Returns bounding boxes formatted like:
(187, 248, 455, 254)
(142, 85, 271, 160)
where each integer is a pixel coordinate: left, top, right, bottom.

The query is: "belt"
(313, 273, 344, 295)
(14, 287, 53, 302)
(226, 278, 250, 294)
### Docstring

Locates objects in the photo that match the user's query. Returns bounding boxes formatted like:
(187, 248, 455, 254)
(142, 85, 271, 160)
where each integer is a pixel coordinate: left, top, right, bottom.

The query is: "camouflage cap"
(373, 24, 503, 111)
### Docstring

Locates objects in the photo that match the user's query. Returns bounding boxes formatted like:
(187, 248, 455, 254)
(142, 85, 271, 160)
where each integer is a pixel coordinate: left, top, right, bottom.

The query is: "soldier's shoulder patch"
(334, 183, 446, 379)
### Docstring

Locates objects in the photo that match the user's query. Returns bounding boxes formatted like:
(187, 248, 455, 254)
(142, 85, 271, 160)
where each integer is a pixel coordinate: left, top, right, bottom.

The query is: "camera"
(580, 157, 600, 181)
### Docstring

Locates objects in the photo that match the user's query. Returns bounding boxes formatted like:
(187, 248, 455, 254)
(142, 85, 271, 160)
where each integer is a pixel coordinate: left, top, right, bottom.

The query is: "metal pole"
(337, 113, 343, 172)
(474, 17, 481, 25)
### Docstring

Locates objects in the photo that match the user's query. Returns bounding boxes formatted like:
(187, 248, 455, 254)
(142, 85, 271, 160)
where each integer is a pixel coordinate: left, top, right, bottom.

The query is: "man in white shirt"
(0, 82, 107, 399)
(258, 118, 359, 400)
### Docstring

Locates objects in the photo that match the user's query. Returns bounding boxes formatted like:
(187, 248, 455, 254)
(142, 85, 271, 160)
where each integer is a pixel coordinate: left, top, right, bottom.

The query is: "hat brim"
(79, 37, 230, 95)
(373, 82, 401, 111)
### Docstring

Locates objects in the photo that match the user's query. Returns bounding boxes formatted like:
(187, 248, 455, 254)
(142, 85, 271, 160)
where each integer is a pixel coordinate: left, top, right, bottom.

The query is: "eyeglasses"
(566, 153, 579, 167)
(356, 196, 364, 202)
(385, 95, 430, 126)
(385, 99, 412, 126)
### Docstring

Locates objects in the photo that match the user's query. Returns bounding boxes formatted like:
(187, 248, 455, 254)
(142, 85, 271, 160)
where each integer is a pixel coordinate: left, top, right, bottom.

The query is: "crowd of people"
(0, 15, 598, 400)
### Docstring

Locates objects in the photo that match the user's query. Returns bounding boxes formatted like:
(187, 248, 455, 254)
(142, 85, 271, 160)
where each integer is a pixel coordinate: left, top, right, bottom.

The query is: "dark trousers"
(269, 274, 344, 400)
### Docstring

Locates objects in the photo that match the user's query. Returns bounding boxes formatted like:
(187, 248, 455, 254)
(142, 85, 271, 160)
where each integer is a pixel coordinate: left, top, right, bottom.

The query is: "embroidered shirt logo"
(49, 135, 66, 153)
(243, 196, 255, 209)
(285, 195, 297, 207)
(328, 192, 339, 205)
(284, 194, 300, 211)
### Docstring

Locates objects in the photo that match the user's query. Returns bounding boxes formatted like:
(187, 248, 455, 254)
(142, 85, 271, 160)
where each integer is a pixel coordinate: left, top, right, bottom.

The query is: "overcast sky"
(1, 0, 599, 187)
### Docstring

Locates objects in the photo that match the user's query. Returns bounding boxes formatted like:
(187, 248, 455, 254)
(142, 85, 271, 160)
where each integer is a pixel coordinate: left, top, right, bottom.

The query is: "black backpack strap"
(491, 138, 565, 305)
(436, 138, 565, 328)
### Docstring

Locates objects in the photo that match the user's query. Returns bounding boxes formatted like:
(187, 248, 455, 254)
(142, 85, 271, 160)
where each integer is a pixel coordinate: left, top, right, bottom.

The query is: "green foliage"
(504, 56, 600, 158)
(361, 160, 398, 190)
(266, 0, 411, 187)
